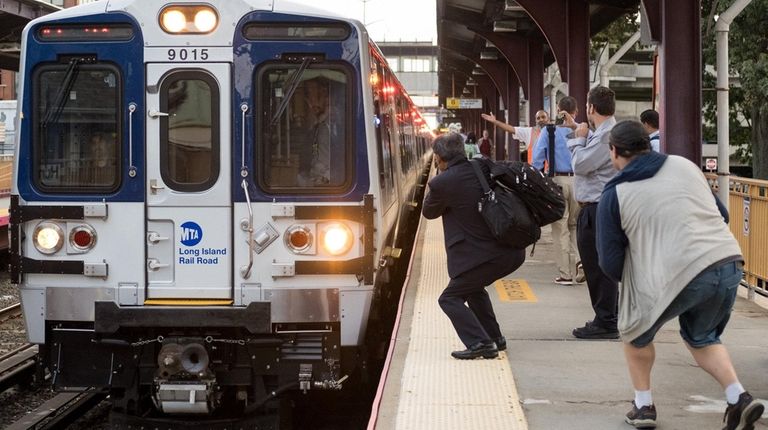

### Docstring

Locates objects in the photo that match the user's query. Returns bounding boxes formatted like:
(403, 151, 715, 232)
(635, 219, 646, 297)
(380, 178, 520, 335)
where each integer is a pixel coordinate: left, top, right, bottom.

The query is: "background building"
(378, 42, 440, 131)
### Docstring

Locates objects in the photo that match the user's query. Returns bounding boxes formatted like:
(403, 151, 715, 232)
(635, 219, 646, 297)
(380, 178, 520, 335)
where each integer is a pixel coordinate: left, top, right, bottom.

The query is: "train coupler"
(298, 361, 348, 392)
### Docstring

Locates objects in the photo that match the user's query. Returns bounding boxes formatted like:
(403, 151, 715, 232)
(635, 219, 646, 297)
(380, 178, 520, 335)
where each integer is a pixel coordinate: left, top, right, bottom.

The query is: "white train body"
(11, 0, 431, 422)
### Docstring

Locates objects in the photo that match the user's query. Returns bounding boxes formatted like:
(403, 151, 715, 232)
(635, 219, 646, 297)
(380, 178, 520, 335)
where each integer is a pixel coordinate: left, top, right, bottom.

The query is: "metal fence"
(707, 173, 768, 297)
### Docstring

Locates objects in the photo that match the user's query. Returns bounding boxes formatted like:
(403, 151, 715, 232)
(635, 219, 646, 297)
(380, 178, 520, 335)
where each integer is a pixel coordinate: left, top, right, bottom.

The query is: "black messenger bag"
(469, 160, 541, 249)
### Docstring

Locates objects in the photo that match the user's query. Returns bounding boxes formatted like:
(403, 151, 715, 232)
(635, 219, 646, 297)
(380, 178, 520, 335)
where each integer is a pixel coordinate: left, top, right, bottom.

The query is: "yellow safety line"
(143, 299, 233, 306)
(494, 279, 537, 303)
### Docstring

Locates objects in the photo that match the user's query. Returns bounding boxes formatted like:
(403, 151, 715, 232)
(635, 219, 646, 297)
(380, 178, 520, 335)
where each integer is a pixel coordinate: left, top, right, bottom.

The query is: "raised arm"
(481, 112, 516, 134)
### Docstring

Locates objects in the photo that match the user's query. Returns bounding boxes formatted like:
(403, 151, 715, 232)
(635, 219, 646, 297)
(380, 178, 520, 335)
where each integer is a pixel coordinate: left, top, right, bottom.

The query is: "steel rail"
(0, 302, 22, 324)
(5, 390, 107, 430)
(0, 343, 38, 393)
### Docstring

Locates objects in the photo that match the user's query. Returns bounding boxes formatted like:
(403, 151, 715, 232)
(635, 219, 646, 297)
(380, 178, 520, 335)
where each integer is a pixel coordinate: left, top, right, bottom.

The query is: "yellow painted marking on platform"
(144, 299, 233, 306)
(495, 279, 537, 302)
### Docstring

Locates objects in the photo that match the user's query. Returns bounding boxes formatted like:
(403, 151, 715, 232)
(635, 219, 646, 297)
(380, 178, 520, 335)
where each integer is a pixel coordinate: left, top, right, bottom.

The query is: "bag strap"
(546, 124, 556, 177)
(469, 159, 492, 194)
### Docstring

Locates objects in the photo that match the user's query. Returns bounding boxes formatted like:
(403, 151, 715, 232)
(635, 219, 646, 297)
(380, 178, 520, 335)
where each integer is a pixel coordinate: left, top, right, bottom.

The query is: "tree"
(590, 10, 639, 59)
(701, 0, 768, 178)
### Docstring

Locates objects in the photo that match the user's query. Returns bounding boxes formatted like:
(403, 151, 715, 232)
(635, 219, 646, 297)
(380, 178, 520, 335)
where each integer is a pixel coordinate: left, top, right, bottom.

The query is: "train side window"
(373, 65, 396, 206)
(32, 63, 121, 192)
(256, 63, 352, 193)
(159, 72, 219, 191)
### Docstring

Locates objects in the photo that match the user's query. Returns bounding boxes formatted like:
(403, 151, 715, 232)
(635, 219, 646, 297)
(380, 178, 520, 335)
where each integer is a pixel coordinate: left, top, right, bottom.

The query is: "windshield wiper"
(42, 58, 81, 127)
(269, 57, 312, 126)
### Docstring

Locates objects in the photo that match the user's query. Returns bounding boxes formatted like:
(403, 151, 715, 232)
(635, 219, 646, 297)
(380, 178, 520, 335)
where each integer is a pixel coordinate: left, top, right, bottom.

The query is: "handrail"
(240, 179, 254, 280)
(705, 173, 768, 297)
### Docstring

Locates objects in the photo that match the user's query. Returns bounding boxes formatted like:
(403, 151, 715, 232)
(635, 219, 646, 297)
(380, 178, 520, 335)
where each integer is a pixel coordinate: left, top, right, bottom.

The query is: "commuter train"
(10, 0, 432, 426)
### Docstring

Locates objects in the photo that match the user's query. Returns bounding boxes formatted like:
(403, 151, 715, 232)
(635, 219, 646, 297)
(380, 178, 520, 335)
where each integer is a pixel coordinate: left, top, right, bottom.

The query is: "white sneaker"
(554, 277, 574, 285)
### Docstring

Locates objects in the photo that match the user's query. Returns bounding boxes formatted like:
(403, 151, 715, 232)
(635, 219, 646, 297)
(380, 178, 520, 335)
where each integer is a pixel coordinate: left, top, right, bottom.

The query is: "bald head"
(535, 110, 549, 127)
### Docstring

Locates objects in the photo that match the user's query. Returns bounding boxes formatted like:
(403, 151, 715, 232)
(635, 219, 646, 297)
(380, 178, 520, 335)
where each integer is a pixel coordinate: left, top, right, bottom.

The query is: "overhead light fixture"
(493, 20, 517, 32)
(480, 50, 498, 60)
(462, 87, 471, 95)
(505, 0, 525, 12)
(472, 68, 486, 75)
(485, 40, 496, 48)
(466, 80, 478, 86)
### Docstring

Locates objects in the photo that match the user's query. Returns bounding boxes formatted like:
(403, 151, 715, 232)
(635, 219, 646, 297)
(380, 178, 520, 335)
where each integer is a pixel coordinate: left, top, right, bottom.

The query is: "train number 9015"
(167, 48, 210, 61)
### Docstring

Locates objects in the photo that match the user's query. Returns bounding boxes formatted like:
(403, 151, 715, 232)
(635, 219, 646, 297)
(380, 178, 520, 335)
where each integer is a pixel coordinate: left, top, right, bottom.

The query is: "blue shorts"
(630, 260, 743, 348)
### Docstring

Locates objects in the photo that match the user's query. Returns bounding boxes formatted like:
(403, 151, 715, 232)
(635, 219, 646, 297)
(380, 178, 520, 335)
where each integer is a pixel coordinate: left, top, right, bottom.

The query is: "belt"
(553, 172, 574, 177)
(578, 201, 597, 208)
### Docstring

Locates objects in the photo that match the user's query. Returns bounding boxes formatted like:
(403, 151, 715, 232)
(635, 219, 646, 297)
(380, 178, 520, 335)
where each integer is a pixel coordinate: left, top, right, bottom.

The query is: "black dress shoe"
(494, 336, 507, 351)
(572, 322, 619, 340)
(451, 341, 498, 359)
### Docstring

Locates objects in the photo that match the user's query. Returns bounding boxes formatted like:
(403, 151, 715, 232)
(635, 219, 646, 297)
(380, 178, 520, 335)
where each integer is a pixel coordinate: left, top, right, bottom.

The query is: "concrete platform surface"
(375, 219, 768, 430)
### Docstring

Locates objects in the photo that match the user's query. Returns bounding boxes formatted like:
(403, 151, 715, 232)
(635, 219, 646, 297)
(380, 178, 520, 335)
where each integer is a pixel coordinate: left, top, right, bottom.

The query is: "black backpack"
(469, 160, 541, 249)
(478, 158, 566, 227)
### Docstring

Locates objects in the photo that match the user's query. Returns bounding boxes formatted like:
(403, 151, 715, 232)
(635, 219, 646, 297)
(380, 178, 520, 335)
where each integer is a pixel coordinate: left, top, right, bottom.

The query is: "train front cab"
(9, 3, 421, 424)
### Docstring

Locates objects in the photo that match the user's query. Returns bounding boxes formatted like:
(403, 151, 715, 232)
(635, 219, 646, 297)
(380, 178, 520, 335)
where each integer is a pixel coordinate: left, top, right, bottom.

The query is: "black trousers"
(576, 203, 618, 330)
(438, 251, 525, 347)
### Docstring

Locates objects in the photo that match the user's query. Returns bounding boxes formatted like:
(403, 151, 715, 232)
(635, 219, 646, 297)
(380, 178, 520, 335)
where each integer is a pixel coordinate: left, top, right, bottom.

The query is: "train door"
(145, 64, 232, 299)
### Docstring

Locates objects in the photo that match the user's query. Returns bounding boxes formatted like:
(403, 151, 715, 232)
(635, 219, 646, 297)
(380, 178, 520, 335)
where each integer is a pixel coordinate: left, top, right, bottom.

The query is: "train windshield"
(33, 62, 120, 192)
(258, 65, 350, 192)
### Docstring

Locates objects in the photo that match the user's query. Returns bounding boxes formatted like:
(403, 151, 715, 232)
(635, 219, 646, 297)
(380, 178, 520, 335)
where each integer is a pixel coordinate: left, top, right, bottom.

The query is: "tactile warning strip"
(495, 279, 538, 302)
(393, 220, 528, 429)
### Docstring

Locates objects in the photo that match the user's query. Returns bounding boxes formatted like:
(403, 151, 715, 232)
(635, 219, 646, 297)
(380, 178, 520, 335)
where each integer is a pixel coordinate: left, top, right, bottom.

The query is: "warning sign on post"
(705, 158, 717, 171)
(743, 197, 750, 237)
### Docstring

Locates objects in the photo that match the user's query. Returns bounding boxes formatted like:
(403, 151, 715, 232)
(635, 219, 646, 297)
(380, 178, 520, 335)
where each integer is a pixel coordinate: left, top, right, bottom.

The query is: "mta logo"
(180, 221, 203, 246)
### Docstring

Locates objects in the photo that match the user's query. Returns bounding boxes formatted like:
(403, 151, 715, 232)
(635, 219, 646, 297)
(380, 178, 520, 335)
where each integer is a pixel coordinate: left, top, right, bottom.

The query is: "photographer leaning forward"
(597, 120, 763, 430)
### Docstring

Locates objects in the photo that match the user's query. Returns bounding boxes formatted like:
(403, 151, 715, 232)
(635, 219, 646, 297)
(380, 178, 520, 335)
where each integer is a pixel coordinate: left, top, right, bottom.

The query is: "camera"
(554, 112, 566, 126)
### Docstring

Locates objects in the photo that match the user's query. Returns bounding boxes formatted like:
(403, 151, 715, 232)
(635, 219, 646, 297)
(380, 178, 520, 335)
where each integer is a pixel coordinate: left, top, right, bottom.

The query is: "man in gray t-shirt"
(564, 85, 619, 340)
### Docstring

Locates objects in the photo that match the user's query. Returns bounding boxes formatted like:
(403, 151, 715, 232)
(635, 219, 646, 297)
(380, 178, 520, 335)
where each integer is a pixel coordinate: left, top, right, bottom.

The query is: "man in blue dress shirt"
(531, 96, 581, 286)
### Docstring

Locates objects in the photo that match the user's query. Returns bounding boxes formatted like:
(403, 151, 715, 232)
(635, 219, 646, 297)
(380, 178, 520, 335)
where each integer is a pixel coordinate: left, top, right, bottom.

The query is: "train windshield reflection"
(258, 65, 350, 192)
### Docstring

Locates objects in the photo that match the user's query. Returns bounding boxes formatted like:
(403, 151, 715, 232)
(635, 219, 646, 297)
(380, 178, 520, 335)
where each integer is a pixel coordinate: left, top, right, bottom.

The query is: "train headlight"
(285, 225, 313, 254)
(194, 9, 218, 33)
(69, 224, 97, 252)
(161, 10, 186, 33)
(33, 222, 64, 255)
(159, 5, 219, 34)
(320, 223, 353, 256)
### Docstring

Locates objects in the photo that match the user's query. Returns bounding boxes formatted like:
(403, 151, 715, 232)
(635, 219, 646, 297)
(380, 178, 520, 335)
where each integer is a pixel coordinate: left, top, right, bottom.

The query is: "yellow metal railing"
(706, 173, 768, 295)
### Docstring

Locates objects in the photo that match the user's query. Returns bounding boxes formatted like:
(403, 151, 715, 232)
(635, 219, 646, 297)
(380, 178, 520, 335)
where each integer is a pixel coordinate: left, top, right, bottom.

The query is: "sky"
(278, 0, 437, 43)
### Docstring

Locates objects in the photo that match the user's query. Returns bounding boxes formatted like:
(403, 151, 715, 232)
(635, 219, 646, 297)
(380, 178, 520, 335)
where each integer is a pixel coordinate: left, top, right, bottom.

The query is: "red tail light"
(69, 225, 97, 251)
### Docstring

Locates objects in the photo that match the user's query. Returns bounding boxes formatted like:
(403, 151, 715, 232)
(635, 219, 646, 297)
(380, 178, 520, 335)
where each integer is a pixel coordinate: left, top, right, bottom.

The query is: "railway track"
(5, 390, 108, 430)
(0, 302, 22, 324)
(0, 343, 38, 393)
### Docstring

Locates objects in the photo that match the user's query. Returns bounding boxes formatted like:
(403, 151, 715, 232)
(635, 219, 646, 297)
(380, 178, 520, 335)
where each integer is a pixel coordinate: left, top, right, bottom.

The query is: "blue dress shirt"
(531, 125, 574, 173)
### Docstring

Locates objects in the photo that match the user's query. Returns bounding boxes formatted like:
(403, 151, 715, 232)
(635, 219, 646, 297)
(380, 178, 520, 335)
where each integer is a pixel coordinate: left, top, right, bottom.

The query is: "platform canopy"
(0, 0, 60, 71)
(437, 0, 640, 122)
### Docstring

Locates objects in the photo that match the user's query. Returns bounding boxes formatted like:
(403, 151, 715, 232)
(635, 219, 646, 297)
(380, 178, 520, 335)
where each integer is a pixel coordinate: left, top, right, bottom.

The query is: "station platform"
(371, 218, 768, 430)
